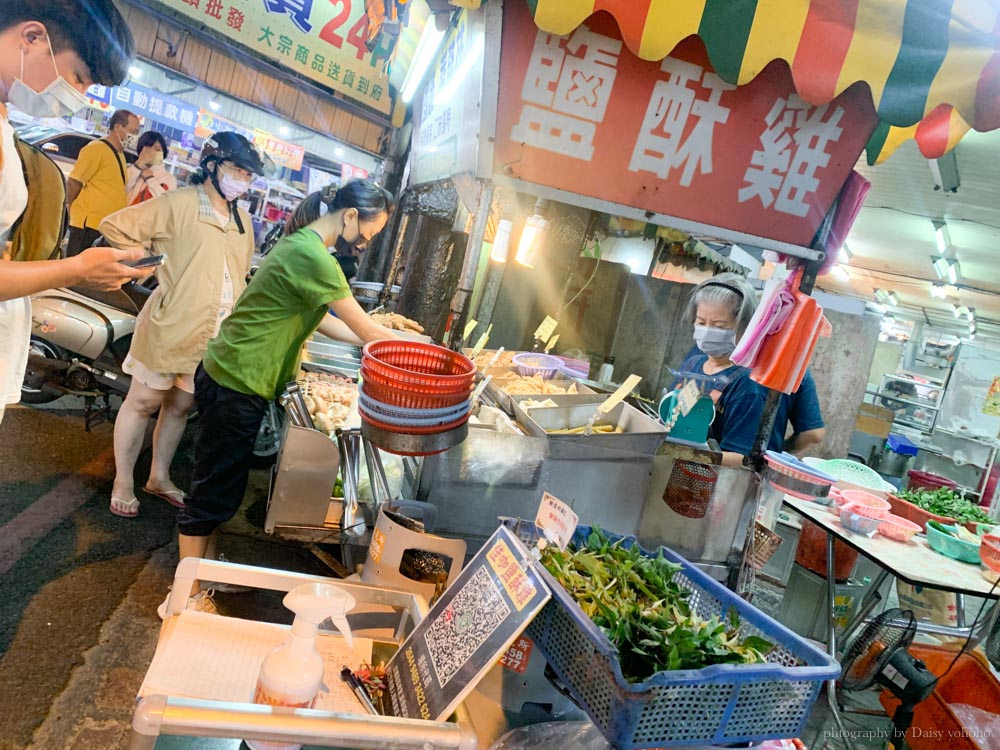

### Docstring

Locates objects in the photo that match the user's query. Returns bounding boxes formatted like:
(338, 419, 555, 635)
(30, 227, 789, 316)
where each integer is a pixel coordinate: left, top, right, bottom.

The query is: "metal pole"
(378, 212, 411, 308)
(447, 182, 494, 350)
(826, 531, 854, 750)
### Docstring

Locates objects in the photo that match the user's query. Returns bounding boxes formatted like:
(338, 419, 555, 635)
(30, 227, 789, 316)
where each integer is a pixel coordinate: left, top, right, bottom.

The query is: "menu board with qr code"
(384, 525, 550, 721)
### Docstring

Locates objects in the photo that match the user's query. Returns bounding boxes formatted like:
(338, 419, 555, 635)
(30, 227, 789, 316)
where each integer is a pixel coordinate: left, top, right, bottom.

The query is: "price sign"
(535, 492, 578, 551)
(533, 315, 558, 343)
(470, 331, 490, 357)
(463, 319, 479, 341)
(598, 374, 642, 414)
(499, 636, 534, 674)
(677, 379, 700, 417)
(544, 334, 560, 353)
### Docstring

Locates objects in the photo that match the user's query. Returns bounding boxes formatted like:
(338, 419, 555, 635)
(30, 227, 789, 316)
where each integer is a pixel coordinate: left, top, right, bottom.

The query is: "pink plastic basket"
(878, 514, 922, 542)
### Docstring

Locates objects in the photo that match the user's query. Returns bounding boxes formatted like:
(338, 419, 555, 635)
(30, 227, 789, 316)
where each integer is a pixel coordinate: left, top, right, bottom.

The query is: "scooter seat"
(68, 281, 151, 315)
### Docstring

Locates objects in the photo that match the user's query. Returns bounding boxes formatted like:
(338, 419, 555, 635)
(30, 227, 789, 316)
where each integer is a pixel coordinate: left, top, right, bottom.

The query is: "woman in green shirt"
(161, 179, 397, 616)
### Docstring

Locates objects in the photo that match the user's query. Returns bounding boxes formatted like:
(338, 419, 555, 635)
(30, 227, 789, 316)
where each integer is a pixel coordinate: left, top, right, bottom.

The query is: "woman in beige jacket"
(100, 132, 268, 517)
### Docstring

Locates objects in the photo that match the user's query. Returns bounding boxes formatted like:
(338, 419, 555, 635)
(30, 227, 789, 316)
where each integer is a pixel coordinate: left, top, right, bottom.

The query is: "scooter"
(23, 280, 284, 462)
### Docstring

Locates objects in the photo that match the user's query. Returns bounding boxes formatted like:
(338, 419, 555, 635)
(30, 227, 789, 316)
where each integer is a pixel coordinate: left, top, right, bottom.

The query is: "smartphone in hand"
(125, 254, 166, 268)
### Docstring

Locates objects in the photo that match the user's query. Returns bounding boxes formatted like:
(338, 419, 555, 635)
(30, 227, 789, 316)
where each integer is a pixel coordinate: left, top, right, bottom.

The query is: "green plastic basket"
(926, 520, 982, 564)
(819, 459, 895, 492)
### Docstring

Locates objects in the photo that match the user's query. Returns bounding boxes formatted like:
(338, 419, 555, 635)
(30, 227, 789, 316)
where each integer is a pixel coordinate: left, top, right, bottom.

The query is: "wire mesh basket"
(749, 522, 783, 570)
(502, 519, 840, 749)
(664, 460, 718, 519)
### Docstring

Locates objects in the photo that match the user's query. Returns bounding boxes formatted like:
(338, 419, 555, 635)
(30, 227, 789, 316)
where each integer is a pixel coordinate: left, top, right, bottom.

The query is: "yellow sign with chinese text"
(151, 0, 391, 114)
(195, 110, 306, 170)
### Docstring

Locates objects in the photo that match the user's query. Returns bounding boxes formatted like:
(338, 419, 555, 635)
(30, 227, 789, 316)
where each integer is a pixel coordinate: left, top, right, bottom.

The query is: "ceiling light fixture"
(401, 22, 447, 104)
(887, 291, 899, 307)
(208, 100, 221, 112)
(514, 200, 551, 269)
(932, 256, 950, 279)
(932, 220, 951, 254)
(831, 264, 850, 282)
(490, 219, 513, 263)
(930, 282, 947, 299)
(968, 306, 977, 324)
(947, 259, 961, 285)
(871, 302, 887, 314)
(874, 288, 890, 305)
(128, 65, 143, 79)
(953, 304, 965, 319)
(970, 322, 977, 334)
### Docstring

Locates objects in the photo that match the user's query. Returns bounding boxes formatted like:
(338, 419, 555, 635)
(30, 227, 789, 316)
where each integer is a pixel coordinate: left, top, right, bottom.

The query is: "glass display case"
(866, 374, 942, 433)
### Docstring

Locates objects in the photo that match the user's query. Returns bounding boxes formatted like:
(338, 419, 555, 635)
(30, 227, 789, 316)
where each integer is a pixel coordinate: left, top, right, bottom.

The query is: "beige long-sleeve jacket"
(100, 186, 254, 373)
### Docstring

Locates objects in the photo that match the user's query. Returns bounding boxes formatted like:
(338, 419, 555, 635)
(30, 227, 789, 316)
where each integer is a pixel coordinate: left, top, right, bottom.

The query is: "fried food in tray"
(494, 372, 581, 396)
(370, 311, 425, 333)
(472, 349, 517, 370)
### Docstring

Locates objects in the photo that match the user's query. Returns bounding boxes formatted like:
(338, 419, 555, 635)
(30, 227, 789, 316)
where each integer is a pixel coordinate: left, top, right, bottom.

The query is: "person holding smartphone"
(99, 131, 268, 518)
(0, 0, 151, 427)
(125, 130, 177, 205)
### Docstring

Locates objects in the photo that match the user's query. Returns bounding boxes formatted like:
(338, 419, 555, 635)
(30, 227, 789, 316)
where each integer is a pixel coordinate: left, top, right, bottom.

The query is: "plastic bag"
(949, 703, 1000, 749)
(489, 722, 610, 750)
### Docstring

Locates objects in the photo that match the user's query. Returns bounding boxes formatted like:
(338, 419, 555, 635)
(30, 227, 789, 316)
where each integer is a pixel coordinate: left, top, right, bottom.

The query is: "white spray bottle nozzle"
(283, 583, 356, 648)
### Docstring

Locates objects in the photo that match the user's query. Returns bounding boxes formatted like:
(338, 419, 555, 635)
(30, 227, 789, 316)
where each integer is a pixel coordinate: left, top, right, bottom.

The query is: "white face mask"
(124, 132, 139, 150)
(149, 152, 164, 166)
(8, 40, 91, 119)
(218, 170, 251, 201)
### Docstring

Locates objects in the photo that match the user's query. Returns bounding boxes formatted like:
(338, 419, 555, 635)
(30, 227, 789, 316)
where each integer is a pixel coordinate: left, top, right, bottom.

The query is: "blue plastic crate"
(503, 519, 841, 749)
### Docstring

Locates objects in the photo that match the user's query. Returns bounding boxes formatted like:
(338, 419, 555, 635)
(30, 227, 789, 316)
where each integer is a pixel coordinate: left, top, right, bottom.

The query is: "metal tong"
(335, 429, 364, 538)
(283, 381, 313, 429)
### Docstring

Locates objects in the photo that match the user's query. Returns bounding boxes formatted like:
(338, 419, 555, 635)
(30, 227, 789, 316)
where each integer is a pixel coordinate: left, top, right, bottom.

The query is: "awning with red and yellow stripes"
(524, 0, 1000, 165)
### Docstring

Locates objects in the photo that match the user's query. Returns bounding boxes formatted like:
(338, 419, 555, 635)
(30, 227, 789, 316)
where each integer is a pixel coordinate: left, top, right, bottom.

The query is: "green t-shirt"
(203, 228, 352, 399)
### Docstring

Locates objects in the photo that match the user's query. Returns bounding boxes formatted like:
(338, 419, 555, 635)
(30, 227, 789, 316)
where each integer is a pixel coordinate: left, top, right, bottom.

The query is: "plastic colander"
(819, 459, 895, 492)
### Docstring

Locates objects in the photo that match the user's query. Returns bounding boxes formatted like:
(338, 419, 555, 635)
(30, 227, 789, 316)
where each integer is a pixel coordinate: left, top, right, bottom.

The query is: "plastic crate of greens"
(502, 519, 840, 749)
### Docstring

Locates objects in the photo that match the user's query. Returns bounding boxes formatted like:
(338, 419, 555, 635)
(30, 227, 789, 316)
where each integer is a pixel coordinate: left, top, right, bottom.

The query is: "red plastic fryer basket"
(359, 363, 474, 396)
(361, 377, 471, 410)
(362, 341, 475, 388)
(359, 406, 470, 436)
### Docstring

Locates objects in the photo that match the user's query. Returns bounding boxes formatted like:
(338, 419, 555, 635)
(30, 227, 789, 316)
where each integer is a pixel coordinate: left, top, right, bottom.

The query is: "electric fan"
(839, 608, 937, 750)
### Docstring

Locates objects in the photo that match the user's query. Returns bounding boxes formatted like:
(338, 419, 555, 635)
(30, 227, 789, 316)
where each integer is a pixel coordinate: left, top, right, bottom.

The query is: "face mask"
(334, 213, 362, 256)
(8, 41, 91, 119)
(217, 170, 251, 201)
(694, 325, 737, 358)
(124, 132, 139, 150)
(149, 152, 164, 166)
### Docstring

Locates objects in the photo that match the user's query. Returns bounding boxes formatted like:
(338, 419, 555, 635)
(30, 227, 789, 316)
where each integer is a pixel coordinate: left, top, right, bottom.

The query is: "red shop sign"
(494, 3, 879, 246)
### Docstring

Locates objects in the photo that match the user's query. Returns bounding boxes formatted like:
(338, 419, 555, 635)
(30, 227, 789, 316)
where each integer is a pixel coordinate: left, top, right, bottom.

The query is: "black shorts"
(177, 364, 268, 537)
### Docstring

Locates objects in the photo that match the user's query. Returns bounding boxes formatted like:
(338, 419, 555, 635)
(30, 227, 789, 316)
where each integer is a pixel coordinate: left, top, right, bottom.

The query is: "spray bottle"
(246, 583, 356, 750)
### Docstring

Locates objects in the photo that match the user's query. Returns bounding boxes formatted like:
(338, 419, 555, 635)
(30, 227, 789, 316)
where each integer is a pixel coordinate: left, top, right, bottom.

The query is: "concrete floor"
(0, 400, 941, 750)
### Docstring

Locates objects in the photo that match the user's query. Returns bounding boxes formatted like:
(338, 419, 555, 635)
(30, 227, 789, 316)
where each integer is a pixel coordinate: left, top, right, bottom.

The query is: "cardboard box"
(855, 403, 895, 438)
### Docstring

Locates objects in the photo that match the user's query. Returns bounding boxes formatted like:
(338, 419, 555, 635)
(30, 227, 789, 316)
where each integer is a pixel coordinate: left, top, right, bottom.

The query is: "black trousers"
(178, 364, 268, 537)
(65, 225, 102, 257)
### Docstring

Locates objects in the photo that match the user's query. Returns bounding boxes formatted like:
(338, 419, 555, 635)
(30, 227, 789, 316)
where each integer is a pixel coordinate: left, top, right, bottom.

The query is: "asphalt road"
(0, 401, 331, 749)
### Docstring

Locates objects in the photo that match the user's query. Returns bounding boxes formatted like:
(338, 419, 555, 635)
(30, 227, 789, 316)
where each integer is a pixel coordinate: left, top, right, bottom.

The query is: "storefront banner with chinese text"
(149, 0, 390, 114)
(195, 110, 305, 171)
(87, 82, 201, 134)
(494, 2, 879, 247)
(410, 8, 485, 185)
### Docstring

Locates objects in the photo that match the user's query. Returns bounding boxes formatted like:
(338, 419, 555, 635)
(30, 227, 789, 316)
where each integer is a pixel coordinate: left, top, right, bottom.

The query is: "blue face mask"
(694, 325, 737, 358)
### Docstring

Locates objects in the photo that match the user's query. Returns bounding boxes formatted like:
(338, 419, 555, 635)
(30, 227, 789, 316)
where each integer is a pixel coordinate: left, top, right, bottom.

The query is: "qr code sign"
(424, 566, 510, 687)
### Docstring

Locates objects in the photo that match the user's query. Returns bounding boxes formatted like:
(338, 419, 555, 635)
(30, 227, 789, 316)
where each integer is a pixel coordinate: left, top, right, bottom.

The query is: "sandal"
(143, 484, 186, 508)
(110, 496, 139, 518)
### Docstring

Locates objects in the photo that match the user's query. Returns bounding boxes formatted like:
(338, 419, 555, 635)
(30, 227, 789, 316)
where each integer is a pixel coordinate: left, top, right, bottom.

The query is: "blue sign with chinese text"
(87, 82, 200, 134)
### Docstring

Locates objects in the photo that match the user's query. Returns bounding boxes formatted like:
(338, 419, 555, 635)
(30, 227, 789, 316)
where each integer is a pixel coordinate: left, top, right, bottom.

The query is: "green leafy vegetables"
(539, 528, 774, 682)
(897, 488, 993, 525)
